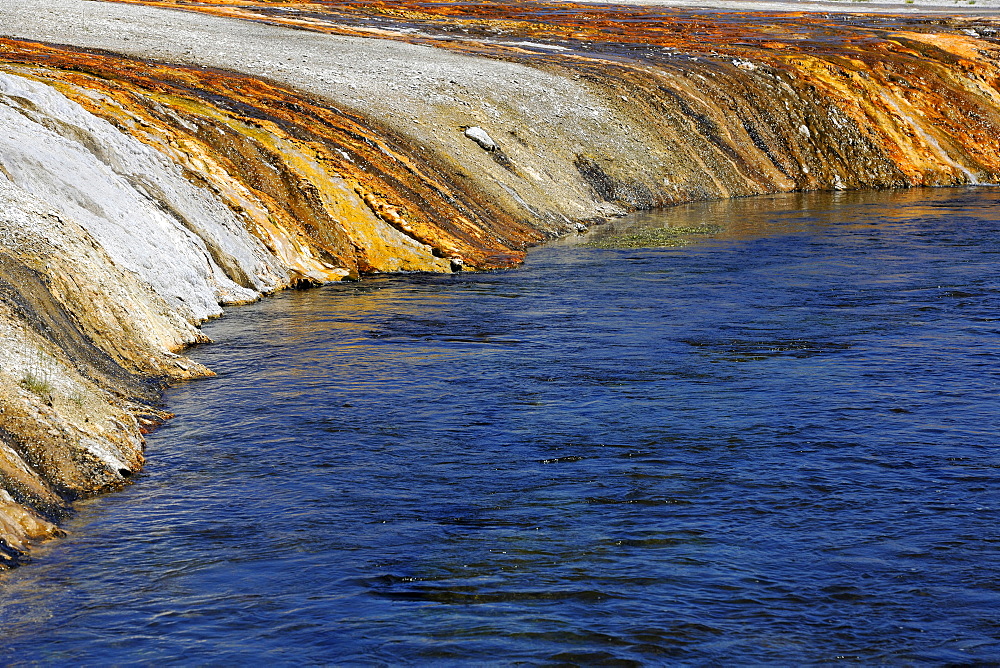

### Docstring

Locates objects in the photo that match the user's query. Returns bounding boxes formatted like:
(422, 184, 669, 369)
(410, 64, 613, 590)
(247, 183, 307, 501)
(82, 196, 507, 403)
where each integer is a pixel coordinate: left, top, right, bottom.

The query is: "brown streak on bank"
(0, 39, 537, 274)
(103, 0, 1000, 193)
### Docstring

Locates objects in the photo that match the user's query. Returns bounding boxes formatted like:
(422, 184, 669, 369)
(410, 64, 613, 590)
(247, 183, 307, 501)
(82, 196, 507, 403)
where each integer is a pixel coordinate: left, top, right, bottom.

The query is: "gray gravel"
(0, 0, 675, 226)
(0, 1, 589, 134)
(2, 0, 993, 133)
(1, 0, 994, 229)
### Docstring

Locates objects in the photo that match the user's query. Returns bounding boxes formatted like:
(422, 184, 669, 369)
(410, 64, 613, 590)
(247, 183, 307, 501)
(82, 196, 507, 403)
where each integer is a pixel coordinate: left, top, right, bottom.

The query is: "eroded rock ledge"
(0, 0, 999, 566)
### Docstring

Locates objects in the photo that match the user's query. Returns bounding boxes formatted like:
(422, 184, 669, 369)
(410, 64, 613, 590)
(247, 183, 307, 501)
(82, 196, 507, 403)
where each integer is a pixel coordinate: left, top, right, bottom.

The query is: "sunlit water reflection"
(1, 188, 998, 664)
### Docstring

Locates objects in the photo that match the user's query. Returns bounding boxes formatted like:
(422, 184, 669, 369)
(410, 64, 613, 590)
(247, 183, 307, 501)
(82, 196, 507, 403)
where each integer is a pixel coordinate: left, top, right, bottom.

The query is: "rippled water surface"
(2, 188, 999, 664)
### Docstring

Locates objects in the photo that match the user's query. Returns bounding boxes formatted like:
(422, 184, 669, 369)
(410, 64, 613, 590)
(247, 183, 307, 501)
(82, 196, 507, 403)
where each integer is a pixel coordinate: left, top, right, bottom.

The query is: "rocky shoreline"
(1, 0, 1000, 566)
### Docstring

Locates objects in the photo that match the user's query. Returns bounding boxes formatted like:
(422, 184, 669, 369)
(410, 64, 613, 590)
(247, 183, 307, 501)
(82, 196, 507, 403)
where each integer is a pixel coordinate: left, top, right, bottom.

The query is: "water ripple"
(1, 188, 999, 664)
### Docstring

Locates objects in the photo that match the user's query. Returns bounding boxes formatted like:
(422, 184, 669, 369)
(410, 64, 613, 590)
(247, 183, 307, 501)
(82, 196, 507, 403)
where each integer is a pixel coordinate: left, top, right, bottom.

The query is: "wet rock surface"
(0, 0, 998, 562)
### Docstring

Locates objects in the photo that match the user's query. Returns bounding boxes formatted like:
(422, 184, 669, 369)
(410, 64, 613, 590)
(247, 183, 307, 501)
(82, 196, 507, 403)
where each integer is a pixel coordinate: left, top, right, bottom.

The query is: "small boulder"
(464, 126, 498, 152)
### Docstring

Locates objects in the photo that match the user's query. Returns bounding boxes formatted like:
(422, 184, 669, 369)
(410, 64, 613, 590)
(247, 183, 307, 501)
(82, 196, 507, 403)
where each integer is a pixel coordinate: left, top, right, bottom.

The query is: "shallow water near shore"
(1, 187, 999, 664)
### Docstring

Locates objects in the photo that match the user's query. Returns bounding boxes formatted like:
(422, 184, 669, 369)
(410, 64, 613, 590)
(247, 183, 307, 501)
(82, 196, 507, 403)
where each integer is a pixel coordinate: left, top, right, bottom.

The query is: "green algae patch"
(18, 372, 53, 398)
(585, 224, 722, 249)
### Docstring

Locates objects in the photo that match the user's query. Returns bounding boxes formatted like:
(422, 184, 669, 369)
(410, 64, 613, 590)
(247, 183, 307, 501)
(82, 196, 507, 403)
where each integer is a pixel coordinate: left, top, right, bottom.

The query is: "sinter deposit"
(1, 0, 1000, 564)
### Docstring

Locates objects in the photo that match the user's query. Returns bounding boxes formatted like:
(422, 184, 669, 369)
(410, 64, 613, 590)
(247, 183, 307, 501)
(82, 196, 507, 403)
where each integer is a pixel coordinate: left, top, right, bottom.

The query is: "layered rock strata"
(0, 0, 999, 565)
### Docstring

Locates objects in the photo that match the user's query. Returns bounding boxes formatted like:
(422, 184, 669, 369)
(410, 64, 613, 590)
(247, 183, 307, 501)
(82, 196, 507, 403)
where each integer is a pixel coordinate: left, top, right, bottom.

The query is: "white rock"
(0, 74, 289, 322)
(464, 126, 498, 152)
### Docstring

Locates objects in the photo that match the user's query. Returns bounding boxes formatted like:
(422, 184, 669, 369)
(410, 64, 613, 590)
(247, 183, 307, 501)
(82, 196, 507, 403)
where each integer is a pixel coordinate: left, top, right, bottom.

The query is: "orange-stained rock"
(0, 41, 538, 272)
(89, 1, 1000, 196)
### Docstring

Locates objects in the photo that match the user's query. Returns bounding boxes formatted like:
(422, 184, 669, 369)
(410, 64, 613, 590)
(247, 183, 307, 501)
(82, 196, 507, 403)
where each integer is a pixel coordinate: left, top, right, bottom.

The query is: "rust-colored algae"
(1, 3, 998, 259)
(100, 0, 1000, 193)
(0, 39, 537, 274)
(1, 4, 998, 270)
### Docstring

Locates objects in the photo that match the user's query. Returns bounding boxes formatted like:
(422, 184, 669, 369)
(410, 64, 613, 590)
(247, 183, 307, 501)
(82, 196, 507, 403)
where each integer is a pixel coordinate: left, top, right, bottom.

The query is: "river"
(1, 187, 998, 664)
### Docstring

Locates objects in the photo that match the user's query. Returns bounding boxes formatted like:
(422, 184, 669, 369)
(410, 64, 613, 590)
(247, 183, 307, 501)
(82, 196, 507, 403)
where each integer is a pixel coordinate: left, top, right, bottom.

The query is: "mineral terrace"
(0, 0, 999, 566)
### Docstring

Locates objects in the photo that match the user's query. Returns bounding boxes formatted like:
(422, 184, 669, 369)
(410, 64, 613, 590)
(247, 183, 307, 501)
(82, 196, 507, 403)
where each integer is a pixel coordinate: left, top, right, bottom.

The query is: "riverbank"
(1, 0, 999, 564)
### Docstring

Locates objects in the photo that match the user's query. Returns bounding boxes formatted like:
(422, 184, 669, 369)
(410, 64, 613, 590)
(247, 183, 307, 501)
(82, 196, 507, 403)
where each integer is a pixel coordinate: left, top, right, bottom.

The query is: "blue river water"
(1, 187, 999, 665)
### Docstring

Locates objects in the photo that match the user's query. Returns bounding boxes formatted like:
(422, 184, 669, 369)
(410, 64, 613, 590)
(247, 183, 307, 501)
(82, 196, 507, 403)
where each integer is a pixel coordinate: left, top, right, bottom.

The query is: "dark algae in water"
(1, 188, 999, 664)
(584, 223, 724, 249)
